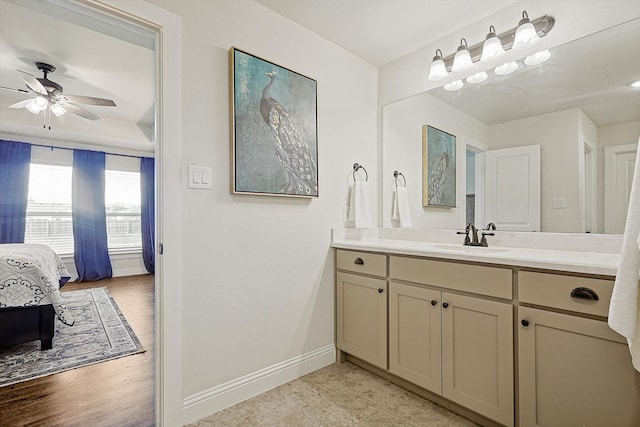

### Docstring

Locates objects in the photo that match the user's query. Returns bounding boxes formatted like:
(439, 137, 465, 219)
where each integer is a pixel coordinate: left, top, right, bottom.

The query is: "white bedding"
(0, 244, 74, 326)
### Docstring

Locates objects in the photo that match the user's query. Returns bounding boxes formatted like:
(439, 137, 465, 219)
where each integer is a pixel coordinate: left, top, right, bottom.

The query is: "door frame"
(75, 1, 183, 425)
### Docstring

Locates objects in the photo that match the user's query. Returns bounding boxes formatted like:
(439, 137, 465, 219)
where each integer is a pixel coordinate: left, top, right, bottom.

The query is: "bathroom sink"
(431, 244, 511, 254)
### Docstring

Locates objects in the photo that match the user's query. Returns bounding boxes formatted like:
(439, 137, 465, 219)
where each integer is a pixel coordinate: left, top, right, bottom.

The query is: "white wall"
(382, 92, 488, 228)
(143, 0, 378, 423)
(488, 108, 582, 232)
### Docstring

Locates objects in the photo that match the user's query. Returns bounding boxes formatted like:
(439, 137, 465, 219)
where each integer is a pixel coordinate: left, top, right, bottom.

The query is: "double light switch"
(188, 165, 212, 189)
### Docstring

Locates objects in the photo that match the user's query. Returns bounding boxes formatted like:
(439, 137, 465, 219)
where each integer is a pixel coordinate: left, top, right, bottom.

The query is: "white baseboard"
(181, 344, 336, 425)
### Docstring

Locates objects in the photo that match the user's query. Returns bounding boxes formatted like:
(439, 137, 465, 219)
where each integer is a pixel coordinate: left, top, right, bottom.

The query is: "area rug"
(0, 287, 144, 387)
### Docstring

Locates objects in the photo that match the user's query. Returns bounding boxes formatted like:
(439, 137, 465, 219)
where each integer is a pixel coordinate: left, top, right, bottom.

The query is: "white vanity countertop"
(331, 238, 620, 277)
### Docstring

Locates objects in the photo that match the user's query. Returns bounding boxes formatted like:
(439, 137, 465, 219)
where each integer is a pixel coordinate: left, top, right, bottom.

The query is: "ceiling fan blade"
(59, 94, 116, 106)
(16, 70, 47, 95)
(0, 85, 29, 94)
(62, 102, 100, 120)
(8, 99, 34, 109)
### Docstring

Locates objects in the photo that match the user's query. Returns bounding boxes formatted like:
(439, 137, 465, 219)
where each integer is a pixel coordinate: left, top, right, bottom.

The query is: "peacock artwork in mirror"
(230, 47, 318, 198)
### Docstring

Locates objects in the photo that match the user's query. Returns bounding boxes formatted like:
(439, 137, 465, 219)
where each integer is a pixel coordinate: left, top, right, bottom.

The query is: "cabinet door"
(442, 293, 514, 427)
(389, 282, 442, 394)
(336, 272, 387, 369)
(519, 306, 640, 427)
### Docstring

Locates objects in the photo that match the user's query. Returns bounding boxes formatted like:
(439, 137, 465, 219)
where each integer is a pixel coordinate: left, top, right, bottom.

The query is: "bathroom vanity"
(332, 230, 640, 427)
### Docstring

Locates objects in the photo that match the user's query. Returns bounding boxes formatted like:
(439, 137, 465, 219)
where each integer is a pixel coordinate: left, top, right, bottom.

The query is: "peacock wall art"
(231, 48, 318, 197)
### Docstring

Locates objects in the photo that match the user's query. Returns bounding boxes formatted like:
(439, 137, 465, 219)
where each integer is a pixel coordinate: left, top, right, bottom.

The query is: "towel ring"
(353, 163, 368, 182)
(393, 171, 406, 187)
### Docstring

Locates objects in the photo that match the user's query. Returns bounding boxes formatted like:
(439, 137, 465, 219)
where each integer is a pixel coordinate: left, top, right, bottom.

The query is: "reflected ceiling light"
(495, 61, 519, 75)
(466, 71, 488, 84)
(428, 49, 448, 81)
(628, 80, 640, 88)
(513, 11, 541, 51)
(25, 99, 43, 114)
(480, 25, 506, 62)
(452, 38, 473, 72)
(524, 50, 551, 65)
(49, 103, 67, 117)
(444, 80, 464, 91)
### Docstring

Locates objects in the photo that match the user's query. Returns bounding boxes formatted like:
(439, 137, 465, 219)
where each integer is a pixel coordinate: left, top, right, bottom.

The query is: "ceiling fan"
(0, 61, 116, 125)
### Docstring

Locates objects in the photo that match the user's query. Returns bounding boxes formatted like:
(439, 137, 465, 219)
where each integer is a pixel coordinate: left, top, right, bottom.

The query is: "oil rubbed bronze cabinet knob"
(378, 288, 384, 293)
(521, 319, 530, 327)
(431, 300, 438, 306)
(442, 302, 449, 308)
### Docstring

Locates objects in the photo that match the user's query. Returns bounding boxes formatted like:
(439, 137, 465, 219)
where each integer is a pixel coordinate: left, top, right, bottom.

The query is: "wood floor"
(0, 275, 155, 427)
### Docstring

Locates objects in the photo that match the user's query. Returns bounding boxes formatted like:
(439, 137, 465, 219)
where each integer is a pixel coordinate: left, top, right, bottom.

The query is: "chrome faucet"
(457, 223, 494, 247)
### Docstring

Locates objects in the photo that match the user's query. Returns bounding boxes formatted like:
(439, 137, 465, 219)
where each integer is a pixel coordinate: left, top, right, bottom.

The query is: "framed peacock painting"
(230, 47, 318, 198)
(422, 125, 456, 208)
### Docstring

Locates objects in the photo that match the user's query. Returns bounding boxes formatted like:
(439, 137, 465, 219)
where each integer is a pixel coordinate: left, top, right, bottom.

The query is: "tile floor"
(188, 361, 478, 426)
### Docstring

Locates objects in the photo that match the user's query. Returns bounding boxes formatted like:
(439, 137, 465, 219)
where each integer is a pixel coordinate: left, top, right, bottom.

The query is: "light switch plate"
(188, 165, 213, 189)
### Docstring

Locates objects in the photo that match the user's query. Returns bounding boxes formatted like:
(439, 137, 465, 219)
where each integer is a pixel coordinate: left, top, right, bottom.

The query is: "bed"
(0, 244, 74, 350)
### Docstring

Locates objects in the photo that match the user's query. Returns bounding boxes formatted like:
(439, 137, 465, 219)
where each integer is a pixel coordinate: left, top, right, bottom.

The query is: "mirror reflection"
(383, 18, 640, 234)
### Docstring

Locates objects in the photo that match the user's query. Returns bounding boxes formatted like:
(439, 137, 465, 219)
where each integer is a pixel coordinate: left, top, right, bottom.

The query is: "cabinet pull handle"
(570, 287, 599, 301)
(442, 302, 449, 308)
(431, 300, 438, 306)
(354, 257, 365, 265)
(378, 288, 384, 294)
(521, 319, 530, 327)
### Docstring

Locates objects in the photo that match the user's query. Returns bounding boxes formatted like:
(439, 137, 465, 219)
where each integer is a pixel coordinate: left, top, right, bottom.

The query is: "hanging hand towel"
(609, 138, 640, 372)
(348, 181, 373, 228)
(392, 187, 412, 227)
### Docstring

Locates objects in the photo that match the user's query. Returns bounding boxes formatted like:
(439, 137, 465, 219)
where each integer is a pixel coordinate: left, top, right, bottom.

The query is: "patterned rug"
(0, 287, 143, 387)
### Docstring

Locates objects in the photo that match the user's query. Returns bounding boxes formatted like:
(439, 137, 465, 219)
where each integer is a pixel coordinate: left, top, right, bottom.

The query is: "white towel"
(609, 139, 640, 372)
(348, 181, 373, 228)
(392, 187, 412, 227)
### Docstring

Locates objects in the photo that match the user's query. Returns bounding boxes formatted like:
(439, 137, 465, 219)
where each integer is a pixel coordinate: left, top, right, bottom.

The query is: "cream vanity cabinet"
(389, 256, 514, 427)
(335, 250, 388, 369)
(517, 271, 640, 427)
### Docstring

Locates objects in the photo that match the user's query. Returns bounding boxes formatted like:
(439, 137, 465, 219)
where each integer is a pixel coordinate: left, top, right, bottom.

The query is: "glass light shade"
(480, 31, 505, 62)
(452, 48, 473, 72)
(466, 71, 488, 84)
(495, 61, 518, 75)
(443, 80, 464, 91)
(524, 50, 551, 66)
(33, 95, 48, 109)
(630, 80, 640, 88)
(25, 99, 42, 114)
(428, 58, 448, 81)
(50, 103, 67, 117)
(513, 21, 540, 50)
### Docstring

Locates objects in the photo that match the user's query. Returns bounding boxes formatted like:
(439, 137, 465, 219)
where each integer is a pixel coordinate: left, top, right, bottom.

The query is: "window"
(25, 164, 74, 254)
(105, 169, 142, 252)
(24, 158, 142, 255)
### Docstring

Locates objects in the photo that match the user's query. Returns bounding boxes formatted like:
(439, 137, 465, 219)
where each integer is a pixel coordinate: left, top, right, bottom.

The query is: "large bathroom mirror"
(382, 17, 640, 234)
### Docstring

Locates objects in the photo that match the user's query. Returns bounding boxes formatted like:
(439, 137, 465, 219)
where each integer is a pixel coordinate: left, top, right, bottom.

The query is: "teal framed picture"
(422, 125, 456, 207)
(230, 47, 318, 198)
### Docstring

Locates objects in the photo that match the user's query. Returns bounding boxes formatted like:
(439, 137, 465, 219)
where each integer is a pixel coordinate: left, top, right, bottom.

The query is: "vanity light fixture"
(524, 49, 551, 66)
(495, 61, 519, 76)
(444, 80, 464, 91)
(480, 25, 506, 62)
(513, 11, 541, 51)
(466, 71, 488, 84)
(628, 80, 640, 88)
(452, 38, 473, 72)
(428, 49, 448, 81)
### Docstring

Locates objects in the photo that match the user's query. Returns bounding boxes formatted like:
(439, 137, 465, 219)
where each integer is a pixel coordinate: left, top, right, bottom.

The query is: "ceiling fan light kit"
(428, 11, 554, 88)
(0, 61, 116, 129)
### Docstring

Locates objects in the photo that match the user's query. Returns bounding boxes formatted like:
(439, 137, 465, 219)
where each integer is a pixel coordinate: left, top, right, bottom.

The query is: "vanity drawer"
(518, 271, 614, 317)
(336, 249, 387, 277)
(389, 256, 512, 299)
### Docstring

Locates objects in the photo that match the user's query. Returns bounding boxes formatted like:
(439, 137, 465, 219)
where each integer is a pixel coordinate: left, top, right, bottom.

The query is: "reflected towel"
(348, 181, 373, 228)
(392, 187, 412, 227)
(609, 138, 640, 372)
